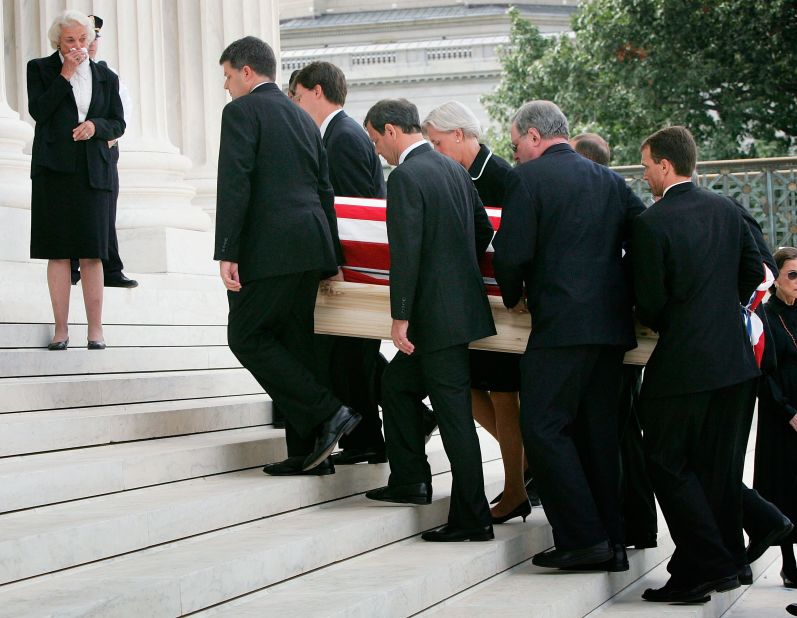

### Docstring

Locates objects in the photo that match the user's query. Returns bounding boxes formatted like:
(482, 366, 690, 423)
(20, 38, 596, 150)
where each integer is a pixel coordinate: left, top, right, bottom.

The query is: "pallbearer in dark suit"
(493, 101, 645, 570)
(632, 126, 762, 603)
(215, 37, 361, 475)
(362, 99, 497, 542)
(289, 61, 388, 467)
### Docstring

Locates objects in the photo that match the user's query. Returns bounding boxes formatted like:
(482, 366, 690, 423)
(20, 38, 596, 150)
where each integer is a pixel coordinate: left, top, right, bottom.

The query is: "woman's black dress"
(468, 144, 520, 392)
(755, 294, 797, 526)
(27, 52, 125, 260)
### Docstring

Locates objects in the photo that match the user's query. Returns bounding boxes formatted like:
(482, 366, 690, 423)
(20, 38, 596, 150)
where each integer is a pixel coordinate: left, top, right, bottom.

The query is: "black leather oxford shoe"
(330, 446, 387, 465)
(562, 543, 629, 572)
(263, 456, 334, 476)
(642, 574, 739, 603)
(747, 519, 793, 564)
(532, 541, 613, 569)
(105, 275, 139, 288)
(421, 524, 494, 542)
(303, 406, 361, 471)
(365, 482, 431, 505)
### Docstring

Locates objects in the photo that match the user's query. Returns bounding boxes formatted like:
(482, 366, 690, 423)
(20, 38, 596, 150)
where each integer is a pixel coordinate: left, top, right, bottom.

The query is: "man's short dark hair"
(295, 62, 347, 106)
(641, 126, 697, 177)
(219, 36, 276, 81)
(364, 99, 422, 135)
(572, 133, 611, 166)
(287, 69, 300, 97)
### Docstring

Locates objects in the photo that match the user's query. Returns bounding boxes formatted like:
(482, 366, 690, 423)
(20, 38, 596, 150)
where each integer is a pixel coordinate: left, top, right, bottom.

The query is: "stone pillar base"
(118, 227, 216, 275)
(0, 206, 31, 263)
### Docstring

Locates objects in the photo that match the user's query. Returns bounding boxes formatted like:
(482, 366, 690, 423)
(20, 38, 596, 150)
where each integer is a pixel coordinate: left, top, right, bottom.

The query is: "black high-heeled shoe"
(47, 338, 69, 351)
(87, 340, 106, 350)
(491, 499, 532, 524)
(782, 568, 797, 588)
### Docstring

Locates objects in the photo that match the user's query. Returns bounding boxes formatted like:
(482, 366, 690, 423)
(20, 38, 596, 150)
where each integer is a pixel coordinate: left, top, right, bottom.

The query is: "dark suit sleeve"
(737, 200, 776, 274)
(386, 171, 423, 320)
(214, 101, 258, 262)
(328, 131, 383, 198)
(472, 186, 494, 257)
(88, 70, 125, 140)
(631, 216, 668, 331)
(316, 140, 344, 265)
(737, 216, 764, 303)
(492, 171, 534, 308)
(27, 60, 73, 123)
(760, 312, 797, 422)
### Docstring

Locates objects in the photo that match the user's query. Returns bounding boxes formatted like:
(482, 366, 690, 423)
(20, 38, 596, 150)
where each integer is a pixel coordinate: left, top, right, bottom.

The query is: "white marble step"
(0, 367, 262, 413)
(0, 394, 271, 457)
(0, 434, 481, 585)
(585, 548, 779, 618)
(0, 426, 284, 514)
(724, 551, 794, 617)
(0, 323, 228, 349)
(0, 460, 504, 617)
(0, 346, 240, 377)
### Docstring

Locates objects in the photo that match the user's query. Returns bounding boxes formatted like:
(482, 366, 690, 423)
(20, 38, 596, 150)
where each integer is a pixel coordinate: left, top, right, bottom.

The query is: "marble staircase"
(0, 268, 779, 616)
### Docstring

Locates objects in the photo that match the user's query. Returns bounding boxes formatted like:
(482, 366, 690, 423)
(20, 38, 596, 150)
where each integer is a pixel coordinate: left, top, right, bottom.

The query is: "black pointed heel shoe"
(491, 499, 532, 524)
(87, 340, 106, 350)
(47, 338, 69, 351)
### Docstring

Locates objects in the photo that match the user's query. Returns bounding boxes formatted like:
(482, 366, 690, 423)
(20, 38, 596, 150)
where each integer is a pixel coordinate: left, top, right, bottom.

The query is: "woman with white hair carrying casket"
(423, 100, 533, 524)
(27, 9, 125, 350)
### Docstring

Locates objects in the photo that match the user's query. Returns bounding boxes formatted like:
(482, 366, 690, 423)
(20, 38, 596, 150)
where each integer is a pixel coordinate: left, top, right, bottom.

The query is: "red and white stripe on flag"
(334, 196, 503, 296)
(746, 264, 775, 366)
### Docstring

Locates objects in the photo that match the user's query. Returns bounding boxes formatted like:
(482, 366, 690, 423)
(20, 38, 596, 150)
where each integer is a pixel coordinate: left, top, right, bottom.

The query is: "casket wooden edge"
(315, 281, 655, 366)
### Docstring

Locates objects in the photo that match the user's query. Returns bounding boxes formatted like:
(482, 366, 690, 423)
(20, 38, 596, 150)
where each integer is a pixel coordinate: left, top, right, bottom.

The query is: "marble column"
(0, 1, 35, 262)
(171, 0, 281, 220)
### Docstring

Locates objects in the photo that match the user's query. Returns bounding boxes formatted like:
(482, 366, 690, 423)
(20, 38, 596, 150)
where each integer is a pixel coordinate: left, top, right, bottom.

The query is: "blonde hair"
(48, 10, 95, 50)
(422, 101, 482, 139)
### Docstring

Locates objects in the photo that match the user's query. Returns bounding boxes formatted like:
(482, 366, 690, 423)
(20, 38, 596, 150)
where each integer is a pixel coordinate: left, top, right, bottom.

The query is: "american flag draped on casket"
(316, 196, 658, 364)
(333, 196, 503, 296)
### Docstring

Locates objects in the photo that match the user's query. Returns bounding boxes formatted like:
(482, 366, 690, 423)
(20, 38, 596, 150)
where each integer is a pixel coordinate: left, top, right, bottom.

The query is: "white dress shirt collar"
(398, 139, 428, 165)
(319, 108, 344, 138)
(662, 179, 692, 197)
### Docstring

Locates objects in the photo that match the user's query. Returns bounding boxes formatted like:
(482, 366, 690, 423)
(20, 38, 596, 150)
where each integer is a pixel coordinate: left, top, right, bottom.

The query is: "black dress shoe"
(365, 482, 431, 505)
(625, 532, 658, 549)
(739, 564, 753, 585)
(642, 574, 739, 603)
(105, 275, 139, 288)
(330, 447, 387, 465)
(263, 456, 334, 476)
(491, 499, 532, 524)
(562, 544, 629, 572)
(787, 602, 797, 616)
(532, 541, 613, 569)
(302, 406, 361, 471)
(87, 340, 106, 350)
(422, 524, 494, 542)
(47, 338, 69, 351)
(747, 519, 793, 563)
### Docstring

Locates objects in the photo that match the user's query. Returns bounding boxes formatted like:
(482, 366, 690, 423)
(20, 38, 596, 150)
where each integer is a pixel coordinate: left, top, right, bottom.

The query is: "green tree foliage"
(483, 1, 797, 164)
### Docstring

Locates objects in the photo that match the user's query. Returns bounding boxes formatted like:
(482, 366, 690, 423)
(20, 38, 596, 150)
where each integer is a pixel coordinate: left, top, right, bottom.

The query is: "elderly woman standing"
(27, 10, 125, 350)
(422, 101, 529, 524)
(756, 246, 797, 587)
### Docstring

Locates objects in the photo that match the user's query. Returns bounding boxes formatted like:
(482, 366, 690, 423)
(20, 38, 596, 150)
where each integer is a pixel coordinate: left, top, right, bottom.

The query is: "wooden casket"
(314, 198, 657, 365)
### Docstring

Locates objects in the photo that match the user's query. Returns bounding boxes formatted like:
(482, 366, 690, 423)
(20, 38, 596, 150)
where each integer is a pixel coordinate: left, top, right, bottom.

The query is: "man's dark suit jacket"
(493, 143, 645, 350)
(27, 51, 125, 191)
(632, 182, 763, 398)
(323, 111, 385, 199)
(387, 143, 496, 353)
(214, 82, 342, 283)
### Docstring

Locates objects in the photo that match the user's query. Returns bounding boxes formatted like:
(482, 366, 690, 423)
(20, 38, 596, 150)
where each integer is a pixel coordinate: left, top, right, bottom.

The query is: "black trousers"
(618, 365, 658, 542)
(520, 345, 625, 550)
(382, 344, 491, 530)
(640, 379, 756, 583)
(71, 145, 123, 277)
(315, 335, 385, 451)
(227, 271, 341, 439)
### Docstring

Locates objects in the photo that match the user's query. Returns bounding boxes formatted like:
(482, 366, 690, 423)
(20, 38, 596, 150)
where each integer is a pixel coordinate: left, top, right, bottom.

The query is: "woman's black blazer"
(27, 51, 125, 190)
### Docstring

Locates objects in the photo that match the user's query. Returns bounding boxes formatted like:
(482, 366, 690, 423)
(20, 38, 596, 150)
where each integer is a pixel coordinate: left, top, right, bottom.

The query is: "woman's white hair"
(48, 10, 95, 50)
(422, 101, 482, 139)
